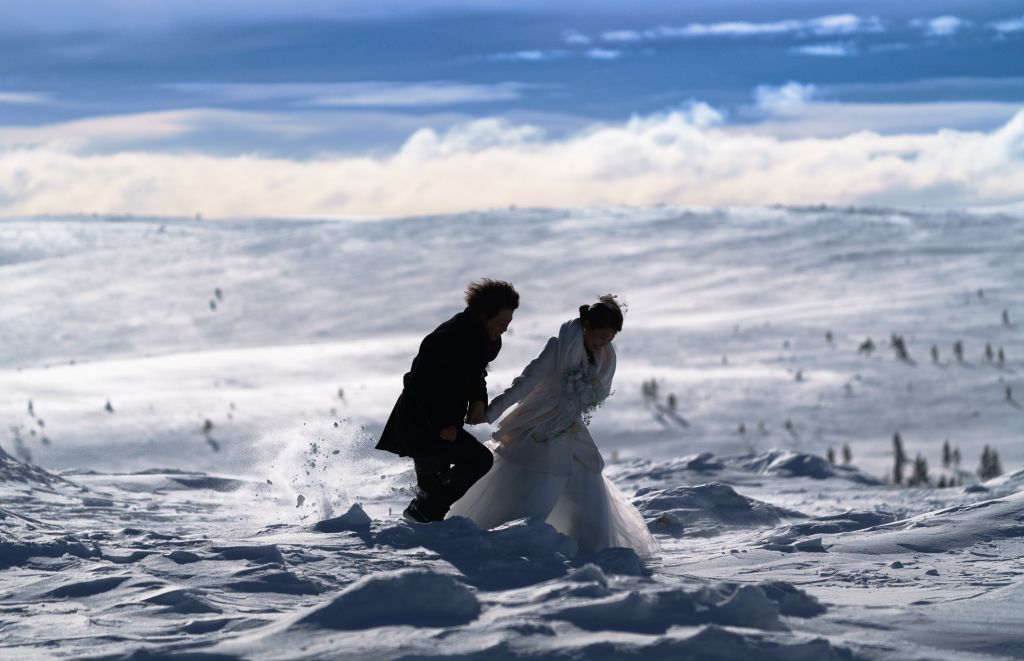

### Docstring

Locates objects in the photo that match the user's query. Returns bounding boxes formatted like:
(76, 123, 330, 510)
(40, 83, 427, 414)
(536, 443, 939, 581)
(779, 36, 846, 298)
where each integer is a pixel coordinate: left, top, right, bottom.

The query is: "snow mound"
(0, 507, 99, 569)
(983, 466, 1024, 496)
(294, 568, 479, 630)
(611, 452, 724, 484)
(0, 445, 83, 491)
(759, 510, 900, 552)
(579, 546, 645, 576)
(444, 626, 853, 661)
(734, 450, 882, 484)
(548, 580, 823, 633)
(634, 482, 805, 537)
(826, 490, 1024, 554)
(225, 570, 325, 595)
(312, 503, 372, 532)
(141, 588, 222, 614)
(370, 517, 579, 589)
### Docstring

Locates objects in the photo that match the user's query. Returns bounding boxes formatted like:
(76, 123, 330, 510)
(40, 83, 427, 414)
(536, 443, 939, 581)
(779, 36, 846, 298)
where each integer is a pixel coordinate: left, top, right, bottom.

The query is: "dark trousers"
(411, 429, 493, 520)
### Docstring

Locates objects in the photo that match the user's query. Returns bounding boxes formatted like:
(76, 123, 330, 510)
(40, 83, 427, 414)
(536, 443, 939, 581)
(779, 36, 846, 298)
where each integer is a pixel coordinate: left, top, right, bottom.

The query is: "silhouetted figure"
(377, 279, 518, 523)
(931, 345, 940, 364)
(953, 340, 964, 363)
(891, 334, 911, 362)
(978, 445, 1003, 480)
(641, 379, 659, 404)
(908, 454, 930, 487)
(892, 432, 907, 485)
(858, 338, 875, 355)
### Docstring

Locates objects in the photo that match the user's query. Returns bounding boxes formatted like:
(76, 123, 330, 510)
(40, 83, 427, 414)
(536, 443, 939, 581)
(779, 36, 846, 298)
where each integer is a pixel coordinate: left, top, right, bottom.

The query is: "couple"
(375, 279, 658, 556)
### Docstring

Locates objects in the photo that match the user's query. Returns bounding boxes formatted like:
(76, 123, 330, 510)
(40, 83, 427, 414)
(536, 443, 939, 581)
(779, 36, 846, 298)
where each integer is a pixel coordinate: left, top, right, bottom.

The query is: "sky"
(1, 0, 1023, 217)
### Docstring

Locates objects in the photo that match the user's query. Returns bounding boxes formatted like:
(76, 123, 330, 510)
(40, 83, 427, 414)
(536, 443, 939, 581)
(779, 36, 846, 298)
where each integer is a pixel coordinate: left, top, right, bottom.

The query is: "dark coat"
(376, 308, 501, 457)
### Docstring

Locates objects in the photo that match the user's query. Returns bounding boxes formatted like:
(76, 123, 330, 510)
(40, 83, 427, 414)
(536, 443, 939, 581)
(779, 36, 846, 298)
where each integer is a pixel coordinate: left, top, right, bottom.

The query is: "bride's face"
(583, 325, 617, 353)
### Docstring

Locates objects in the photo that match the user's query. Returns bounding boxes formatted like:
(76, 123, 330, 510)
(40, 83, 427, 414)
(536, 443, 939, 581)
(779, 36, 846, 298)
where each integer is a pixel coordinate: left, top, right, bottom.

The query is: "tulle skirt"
(448, 449, 660, 556)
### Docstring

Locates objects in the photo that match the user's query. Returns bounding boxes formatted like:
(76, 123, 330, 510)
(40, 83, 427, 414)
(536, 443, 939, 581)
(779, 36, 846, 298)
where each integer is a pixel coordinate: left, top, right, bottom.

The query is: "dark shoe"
(402, 500, 431, 524)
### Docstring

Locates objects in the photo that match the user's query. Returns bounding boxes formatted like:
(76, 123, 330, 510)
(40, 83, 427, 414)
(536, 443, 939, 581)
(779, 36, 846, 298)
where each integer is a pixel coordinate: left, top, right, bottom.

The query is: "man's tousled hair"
(465, 279, 520, 319)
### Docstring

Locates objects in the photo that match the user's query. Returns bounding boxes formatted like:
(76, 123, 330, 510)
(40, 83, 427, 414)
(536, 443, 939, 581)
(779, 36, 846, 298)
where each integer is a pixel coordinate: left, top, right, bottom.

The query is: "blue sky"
(1, 1, 1022, 216)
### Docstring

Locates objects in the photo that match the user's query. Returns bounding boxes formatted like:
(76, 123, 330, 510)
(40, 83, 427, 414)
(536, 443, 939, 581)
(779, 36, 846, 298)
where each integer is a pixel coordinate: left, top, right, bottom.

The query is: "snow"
(1, 205, 1023, 659)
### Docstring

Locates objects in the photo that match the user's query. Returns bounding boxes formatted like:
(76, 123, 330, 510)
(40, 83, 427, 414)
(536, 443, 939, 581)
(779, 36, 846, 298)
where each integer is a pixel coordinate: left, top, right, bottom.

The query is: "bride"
(448, 295, 659, 556)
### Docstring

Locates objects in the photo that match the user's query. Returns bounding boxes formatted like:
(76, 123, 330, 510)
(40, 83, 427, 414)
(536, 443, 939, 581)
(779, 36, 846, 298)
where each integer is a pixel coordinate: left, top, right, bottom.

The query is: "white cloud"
(753, 82, 818, 115)
(808, 14, 881, 35)
(991, 15, 1024, 34)
(600, 14, 882, 42)
(789, 42, 858, 57)
(601, 30, 643, 42)
(488, 50, 568, 62)
(585, 48, 621, 60)
(737, 101, 1021, 138)
(2, 107, 1022, 217)
(561, 29, 592, 45)
(0, 91, 52, 105)
(0, 109, 324, 150)
(166, 81, 528, 107)
(915, 16, 968, 37)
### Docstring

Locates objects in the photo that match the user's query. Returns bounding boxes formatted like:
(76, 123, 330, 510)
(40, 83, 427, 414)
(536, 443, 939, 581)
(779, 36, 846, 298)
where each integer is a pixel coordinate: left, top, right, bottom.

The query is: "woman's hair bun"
(581, 294, 626, 332)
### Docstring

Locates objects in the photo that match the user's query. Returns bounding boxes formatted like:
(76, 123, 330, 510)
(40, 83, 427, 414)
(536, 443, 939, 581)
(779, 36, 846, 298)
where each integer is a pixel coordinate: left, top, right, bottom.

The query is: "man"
(377, 279, 519, 522)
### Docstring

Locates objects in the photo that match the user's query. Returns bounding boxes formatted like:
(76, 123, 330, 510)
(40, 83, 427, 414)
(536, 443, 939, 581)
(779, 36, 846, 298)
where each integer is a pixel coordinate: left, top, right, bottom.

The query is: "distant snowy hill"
(1, 207, 1020, 477)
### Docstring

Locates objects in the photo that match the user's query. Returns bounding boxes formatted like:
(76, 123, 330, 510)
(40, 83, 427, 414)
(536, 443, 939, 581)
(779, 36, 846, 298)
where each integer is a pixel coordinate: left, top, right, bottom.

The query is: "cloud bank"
(597, 14, 883, 43)
(1, 107, 1022, 218)
(166, 81, 528, 107)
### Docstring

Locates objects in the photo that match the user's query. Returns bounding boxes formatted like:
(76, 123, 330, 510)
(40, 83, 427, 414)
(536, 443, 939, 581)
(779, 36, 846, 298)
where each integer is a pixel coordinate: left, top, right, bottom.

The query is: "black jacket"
(376, 308, 501, 456)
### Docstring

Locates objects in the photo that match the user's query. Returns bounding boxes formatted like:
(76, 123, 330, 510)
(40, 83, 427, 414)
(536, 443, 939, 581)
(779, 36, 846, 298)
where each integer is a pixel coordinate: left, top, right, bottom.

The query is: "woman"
(448, 295, 659, 556)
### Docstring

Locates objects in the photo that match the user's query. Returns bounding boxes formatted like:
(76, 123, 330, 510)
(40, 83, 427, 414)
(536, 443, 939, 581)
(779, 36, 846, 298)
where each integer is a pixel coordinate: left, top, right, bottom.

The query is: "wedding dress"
(448, 319, 659, 556)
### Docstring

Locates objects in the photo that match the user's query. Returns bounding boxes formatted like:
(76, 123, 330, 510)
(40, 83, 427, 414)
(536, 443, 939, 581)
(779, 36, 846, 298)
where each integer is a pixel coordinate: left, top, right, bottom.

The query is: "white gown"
(448, 319, 659, 556)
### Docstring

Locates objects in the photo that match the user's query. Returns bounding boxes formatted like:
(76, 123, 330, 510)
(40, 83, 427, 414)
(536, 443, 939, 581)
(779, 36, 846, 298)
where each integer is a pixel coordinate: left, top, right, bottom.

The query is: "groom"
(376, 279, 519, 523)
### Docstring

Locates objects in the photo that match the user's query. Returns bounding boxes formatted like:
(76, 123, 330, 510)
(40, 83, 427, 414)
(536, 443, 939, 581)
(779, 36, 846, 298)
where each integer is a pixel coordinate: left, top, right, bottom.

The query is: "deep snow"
(1, 206, 1023, 660)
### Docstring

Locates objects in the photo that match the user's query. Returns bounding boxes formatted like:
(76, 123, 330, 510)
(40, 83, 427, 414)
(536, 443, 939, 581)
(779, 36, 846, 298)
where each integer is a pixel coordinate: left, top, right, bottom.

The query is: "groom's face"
(483, 308, 515, 341)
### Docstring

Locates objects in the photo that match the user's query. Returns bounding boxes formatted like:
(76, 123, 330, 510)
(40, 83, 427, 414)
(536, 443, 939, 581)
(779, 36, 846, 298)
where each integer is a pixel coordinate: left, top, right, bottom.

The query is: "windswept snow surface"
(1, 206, 1023, 659)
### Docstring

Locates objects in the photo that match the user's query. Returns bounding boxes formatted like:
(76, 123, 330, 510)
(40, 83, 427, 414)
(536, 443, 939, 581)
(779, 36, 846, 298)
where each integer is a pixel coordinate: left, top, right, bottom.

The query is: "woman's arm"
(486, 336, 558, 423)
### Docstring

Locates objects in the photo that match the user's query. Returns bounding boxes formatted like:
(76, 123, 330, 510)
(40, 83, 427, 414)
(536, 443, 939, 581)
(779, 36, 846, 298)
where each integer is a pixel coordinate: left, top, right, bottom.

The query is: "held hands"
(466, 401, 487, 425)
(439, 426, 458, 442)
